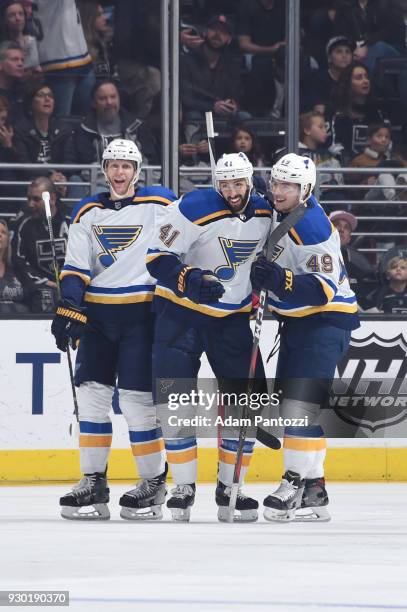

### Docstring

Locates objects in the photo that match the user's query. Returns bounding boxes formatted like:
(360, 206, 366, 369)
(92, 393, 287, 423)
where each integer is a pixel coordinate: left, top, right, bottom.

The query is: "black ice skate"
(59, 473, 110, 520)
(296, 477, 331, 522)
(263, 470, 305, 522)
(119, 465, 168, 520)
(167, 484, 196, 522)
(216, 481, 258, 523)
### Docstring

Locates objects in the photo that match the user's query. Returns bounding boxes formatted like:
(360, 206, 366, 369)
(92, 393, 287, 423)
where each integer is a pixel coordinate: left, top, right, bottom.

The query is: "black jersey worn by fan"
(11, 210, 69, 286)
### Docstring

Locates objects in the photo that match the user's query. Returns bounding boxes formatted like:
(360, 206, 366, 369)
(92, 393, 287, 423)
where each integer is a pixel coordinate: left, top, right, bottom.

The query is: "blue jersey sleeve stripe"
(62, 264, 91, 276)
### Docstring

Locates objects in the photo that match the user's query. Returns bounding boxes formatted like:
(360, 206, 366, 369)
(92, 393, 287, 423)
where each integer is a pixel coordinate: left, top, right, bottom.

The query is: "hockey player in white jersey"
(250, 153, 360, 522)
(51, 139, 177, 520)
(146, 152, 272, 522)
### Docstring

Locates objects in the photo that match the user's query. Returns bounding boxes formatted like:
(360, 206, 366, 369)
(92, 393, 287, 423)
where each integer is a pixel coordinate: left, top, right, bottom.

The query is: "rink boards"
(0, 317, 406, 483)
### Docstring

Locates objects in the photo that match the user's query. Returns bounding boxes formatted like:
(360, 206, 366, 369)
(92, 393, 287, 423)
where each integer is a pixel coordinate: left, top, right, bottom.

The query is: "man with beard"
(146, 152, 270, 522)
(180, 15, 250, 121)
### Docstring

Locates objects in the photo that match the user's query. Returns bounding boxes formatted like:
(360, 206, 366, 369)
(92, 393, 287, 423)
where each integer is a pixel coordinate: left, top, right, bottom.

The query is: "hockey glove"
(177, 267, 225, 304)
(250, 256, 293, 297)
(51, 300, 87, 352)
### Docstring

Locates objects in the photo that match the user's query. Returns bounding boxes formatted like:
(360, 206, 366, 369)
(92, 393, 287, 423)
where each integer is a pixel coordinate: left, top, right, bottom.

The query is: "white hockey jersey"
(147, 188, 272, 318)
(267, 196, 358, 325)
(61, 188, 176, 310)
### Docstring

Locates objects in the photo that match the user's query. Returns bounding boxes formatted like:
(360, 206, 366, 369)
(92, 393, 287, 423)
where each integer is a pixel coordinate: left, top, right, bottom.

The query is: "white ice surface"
(0, 483, 406, 612)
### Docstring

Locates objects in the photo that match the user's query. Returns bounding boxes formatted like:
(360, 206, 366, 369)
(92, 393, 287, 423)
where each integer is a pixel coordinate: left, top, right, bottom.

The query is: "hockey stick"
(42, 191, 80, 438)
(205, 111, 216, 184)
(226, 200, 308, 522)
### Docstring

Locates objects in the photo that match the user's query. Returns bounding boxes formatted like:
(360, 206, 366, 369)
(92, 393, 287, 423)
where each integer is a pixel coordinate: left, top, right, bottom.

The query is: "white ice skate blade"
(60, 503, 110, 521)
(120, 505, 164, 521)
(263, 506, 296, 522)
(295, 506, 331, 522)
(170, 507, 191, 522)
(217, 507, 258, 523)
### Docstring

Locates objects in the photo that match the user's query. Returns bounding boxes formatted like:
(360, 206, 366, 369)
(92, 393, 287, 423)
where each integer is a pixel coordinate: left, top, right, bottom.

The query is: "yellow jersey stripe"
(193, 210, 232, 225)
(132, 196, 173, 205)
(73, 202, 104, 224)
(289, 227, 303, 245)
(269, 302, 358, 317)
(155, 286, 251, 317)
(315, 276, 336, 302)
(84, 293, 153, 304)
(60, 270, 91, 285)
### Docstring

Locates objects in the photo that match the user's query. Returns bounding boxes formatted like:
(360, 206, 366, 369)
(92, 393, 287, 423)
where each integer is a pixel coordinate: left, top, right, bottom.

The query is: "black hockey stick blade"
(256, 426, 281, 449)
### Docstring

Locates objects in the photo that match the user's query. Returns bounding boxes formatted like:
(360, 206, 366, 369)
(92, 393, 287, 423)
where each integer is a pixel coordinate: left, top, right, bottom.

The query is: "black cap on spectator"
(206, 14, 232, 35)
(326, 36, 355, 57)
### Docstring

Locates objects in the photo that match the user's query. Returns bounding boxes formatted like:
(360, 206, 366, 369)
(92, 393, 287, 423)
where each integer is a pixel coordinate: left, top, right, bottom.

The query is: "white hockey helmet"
(271, 153, 316, 202)
(102, 138, 142, 185)
(215, 152, 254, 191)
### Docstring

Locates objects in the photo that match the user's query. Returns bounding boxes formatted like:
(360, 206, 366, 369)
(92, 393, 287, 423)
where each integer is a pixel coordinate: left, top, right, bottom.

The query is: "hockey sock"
(165, 437, 197, 484)
(283, 425, 326, 479)
(129, 427, 165, 478)
(218, 438, 255, 486)
(79, 420, 112, 473)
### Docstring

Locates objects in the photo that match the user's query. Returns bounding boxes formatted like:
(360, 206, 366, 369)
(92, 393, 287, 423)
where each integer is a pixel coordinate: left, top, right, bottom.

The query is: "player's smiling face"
(271, 180, 301, 213)
(218, 178, 249, 212)
(106, 160, 136, 198)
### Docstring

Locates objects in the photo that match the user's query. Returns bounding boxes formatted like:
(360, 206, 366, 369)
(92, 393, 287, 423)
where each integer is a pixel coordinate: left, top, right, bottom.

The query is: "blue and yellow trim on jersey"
(71, 200, 105, 224)
(146, 249, 174, 264)
(60, 264, 91, 285)
(314, 273, 337, 302)
(155, 285, 252, 317)
(268, 293, 358, 317)
(178, 188, 272, 226)
(132, 195, 174, 206)
(287, 198, 334, 246)
(41, 52, 92, 72)
(84, 284, 155, 305)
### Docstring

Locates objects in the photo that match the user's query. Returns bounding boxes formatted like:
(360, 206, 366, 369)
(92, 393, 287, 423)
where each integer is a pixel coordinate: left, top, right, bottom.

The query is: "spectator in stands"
(0, 217, 29, 313)
(0, 41, 25, 122)
(179, 108, 210, 193)
(11, 176, 68, 312)
(13, 82, 75, 192)
(330, 61, 389, 161)
(237, 0, 285, 117)
(349, 123, 407, 202)
(0, 1, 41, 75)
(78, 0, 112, 80)
(180, 23, 204, 54)
(373, 254, 407, 313)
(36, 0, 95, 117)
(229, 124, 268, 193)
(305, 1, 337, 69)
(334, 0, 403, 74)
(181, 14, 250, 121)
(329, 210, 377, 308)
(307, 36, 354, 114)
(113, 0, 161, 119)
(21, 1, 43, 41)
(0, 94, 21, 214)
(71, 79, 159, 196)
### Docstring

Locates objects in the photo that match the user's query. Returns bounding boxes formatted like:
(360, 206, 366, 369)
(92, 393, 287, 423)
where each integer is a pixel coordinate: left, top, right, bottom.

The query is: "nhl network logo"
(330, 333, 407, 432)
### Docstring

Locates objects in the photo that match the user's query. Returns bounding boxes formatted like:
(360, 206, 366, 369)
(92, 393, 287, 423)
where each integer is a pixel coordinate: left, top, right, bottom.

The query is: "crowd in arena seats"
(0, 0, 406, 314)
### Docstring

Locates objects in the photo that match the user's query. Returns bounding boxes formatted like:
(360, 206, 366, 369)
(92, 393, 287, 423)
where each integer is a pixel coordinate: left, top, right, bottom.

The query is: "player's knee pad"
(118, 388, 157, 430)
(77, 381, 115, 421)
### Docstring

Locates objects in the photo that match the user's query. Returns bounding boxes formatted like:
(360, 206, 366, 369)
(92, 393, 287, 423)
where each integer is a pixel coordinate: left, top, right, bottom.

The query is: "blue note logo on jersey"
(93, 225, 142, 267)
(215, 237, 259, 281)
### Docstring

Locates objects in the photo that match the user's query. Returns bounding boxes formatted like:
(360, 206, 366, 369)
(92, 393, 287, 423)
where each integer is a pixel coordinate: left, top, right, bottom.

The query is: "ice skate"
(119, 465, 167, 520)
(60, 473, 110, 520)
(263, 470, 305, 522)
(295, 477, 331, 522)
(167, 484, 195, 522)
(216, 481, 258, 523)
